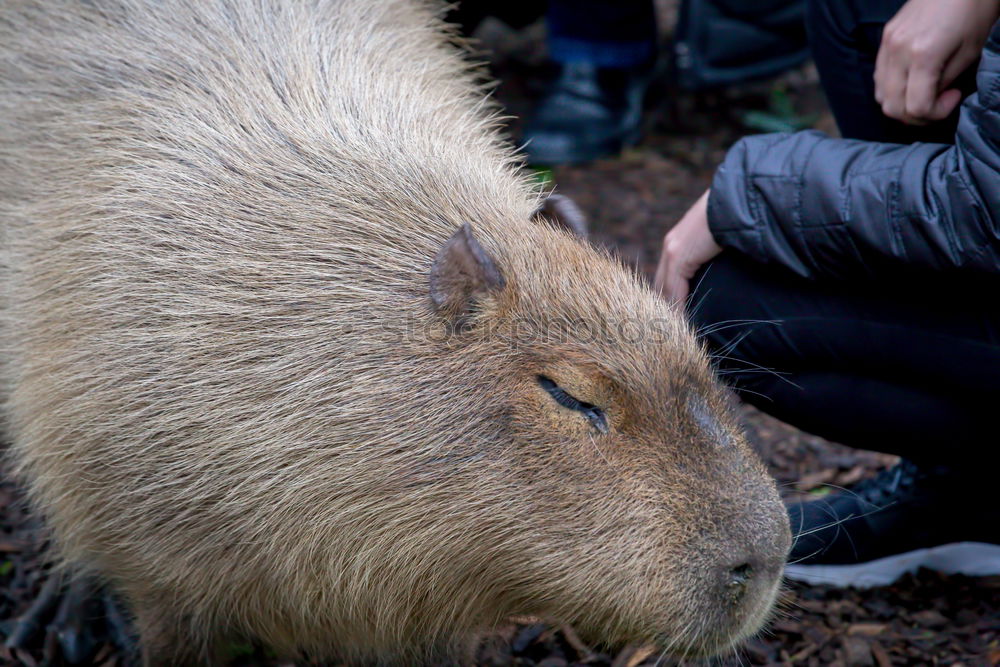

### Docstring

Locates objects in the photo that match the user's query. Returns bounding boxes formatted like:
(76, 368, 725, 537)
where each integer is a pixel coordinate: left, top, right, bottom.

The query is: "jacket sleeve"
(707, 20, 1000, 281)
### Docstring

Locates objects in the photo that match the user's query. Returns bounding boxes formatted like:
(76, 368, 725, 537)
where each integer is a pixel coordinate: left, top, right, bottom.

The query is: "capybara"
(0, 0, 791, 664)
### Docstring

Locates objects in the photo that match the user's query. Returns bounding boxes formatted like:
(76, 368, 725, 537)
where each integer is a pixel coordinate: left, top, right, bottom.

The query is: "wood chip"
(837, 465, 868, 487)
(795, 468, 837, 491)
(610, 643, 657, 667)
(559, 623, 594, 660)
(870, 640, 893, 667)
(788, 642, 819, 661)
(841, 635, 874, 666)
(0, 538, 25, 553)
(848, 623, 888, 636)
(13, 648, 38, 667)
(911, 609, 948, 628)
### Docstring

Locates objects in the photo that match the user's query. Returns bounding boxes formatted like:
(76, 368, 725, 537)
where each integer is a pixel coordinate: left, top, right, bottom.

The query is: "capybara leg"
(134, 606, 221, 667)
(50, 575, 104, 663)
(3, 572, 63, 650)
(103, 589, 140, 660)
(5, 573, 132, 663)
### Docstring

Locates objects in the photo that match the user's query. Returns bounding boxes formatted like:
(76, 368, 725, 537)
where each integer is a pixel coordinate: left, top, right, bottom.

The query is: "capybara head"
(416, 220, 791, 658)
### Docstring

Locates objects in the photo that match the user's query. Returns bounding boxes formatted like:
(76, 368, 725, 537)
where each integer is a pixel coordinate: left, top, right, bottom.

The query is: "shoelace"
(851, 459, 922, 508)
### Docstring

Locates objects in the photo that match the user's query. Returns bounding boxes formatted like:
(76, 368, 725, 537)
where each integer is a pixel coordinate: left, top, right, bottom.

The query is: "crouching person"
(655, 0, 1000, 586)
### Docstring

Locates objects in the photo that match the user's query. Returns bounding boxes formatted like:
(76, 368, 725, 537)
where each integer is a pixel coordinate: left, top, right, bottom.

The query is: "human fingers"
(653, 234, 671, 297)
(929, 87, 963, 121)
(665, 269, 689, 306)
(902, 56, 942, 123)
(875, 31, 911, 121)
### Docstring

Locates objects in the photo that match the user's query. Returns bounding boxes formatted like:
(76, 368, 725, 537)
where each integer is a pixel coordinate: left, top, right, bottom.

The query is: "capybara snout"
(0, 0, 788, 663)
(687, 485, 792, 653)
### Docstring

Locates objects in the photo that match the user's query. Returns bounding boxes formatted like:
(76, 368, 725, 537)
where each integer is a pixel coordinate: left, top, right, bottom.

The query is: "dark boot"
(522, 61, 650, 165)
(786, 460, 1000, 587)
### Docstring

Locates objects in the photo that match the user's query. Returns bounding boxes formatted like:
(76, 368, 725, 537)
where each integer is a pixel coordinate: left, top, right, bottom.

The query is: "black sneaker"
(522, 61, 650, 166)
(785, 459, 1000, 587)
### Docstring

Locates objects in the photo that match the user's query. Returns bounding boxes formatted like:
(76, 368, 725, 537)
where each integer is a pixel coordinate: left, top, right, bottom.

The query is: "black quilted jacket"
(708, 19, 1000, 280)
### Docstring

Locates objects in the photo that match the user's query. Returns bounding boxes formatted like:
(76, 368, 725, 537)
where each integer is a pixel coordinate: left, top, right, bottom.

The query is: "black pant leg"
(690, 255, 1000, 471)
(546, 0, 657, 67)
(805, 0, 975, 144)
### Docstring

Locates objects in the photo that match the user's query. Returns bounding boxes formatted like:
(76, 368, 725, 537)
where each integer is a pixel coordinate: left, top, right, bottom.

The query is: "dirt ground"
(1, 16, 999, 667)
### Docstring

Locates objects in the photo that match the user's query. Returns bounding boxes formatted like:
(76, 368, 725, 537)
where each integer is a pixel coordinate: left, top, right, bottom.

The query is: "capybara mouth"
(656, 564, 786, 660)
(692, 575, 782, 658)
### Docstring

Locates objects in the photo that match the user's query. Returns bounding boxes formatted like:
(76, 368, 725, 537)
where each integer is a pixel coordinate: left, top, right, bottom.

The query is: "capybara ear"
(532, 193, 587, 237)
(430, 223, 506, 326)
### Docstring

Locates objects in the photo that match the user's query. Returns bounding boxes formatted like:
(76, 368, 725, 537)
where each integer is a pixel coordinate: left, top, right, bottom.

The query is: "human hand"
(874, 0, 1000, 125)
(654, 190, 722, 305)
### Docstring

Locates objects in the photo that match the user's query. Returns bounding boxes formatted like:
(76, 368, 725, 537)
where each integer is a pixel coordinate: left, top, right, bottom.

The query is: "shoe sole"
(784, 541, 1000, 588)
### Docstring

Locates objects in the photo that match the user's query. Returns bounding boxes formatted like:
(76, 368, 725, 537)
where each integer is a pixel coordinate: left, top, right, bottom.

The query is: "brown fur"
(0, 1, 790, 664)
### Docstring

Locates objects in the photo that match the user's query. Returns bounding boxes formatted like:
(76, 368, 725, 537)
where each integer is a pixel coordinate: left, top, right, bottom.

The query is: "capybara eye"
(537, 375, 609, 434)
(689, 394, 730, 447)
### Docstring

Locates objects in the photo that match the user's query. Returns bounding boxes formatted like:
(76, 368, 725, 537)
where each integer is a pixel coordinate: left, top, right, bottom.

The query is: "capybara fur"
(0, 1, 791, 664)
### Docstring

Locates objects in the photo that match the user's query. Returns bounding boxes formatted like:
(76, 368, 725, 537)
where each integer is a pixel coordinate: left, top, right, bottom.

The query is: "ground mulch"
(2, 17, 998, 667)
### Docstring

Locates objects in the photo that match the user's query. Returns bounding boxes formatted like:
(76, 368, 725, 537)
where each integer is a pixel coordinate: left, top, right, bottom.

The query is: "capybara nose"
(723, 562, 754, 600)
(721, 551, 784, 602)
(729, 562, 753, 586)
